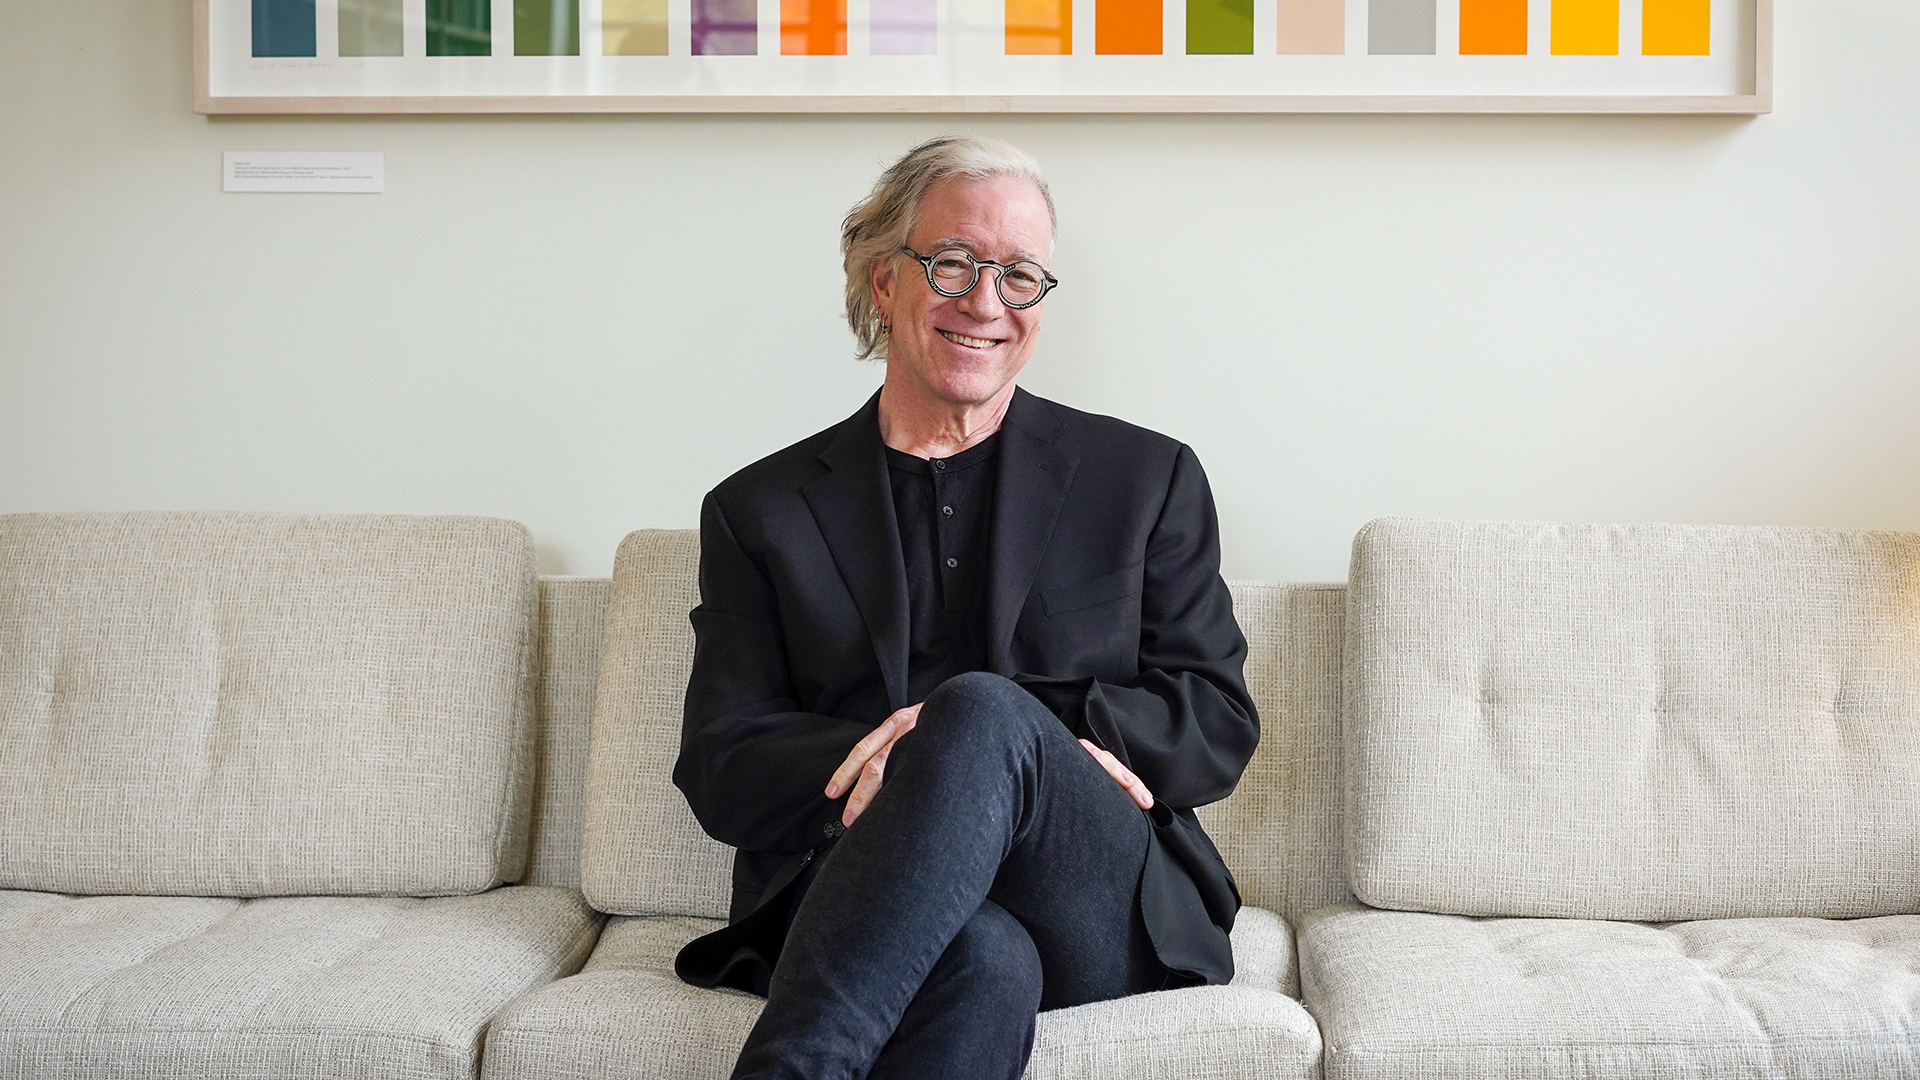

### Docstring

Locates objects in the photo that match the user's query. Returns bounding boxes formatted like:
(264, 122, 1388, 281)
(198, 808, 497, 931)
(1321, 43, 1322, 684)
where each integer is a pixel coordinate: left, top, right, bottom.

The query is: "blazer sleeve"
(1013, 444, 1259, 811)
(673, 491, 871, 854)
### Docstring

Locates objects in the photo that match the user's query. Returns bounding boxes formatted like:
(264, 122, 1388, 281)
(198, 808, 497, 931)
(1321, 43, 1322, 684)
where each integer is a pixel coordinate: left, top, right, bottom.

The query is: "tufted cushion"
(1345, 518, 1920, 921)
(0, 886, 604, 1080)
(1298, 901, 1920, 1080)
(0, 512, 538, 897)
(578, 530, 732, 919)
(578, 535, 1352, 925)
(480, 906, 1319, 1080)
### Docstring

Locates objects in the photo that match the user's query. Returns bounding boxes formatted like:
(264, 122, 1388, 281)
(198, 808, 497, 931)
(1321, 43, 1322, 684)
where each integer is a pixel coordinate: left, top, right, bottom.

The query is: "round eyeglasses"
(902, 247, 1059, 309)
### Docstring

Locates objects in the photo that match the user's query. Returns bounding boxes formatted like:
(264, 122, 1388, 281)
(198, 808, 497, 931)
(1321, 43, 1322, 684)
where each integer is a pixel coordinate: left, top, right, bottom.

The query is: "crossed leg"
(730, 671, 1164, 1080)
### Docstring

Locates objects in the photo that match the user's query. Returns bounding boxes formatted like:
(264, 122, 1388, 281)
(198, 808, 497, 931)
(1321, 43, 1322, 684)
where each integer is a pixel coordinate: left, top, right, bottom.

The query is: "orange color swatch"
(781, 0, 846, 53)
(1643, 0, 1708, 55)
(1460, 0, 1525, 54)
(1007, 0, 1072, 53)
(1550, 0, 1617, 55)
(1096, 0, 1160, 53)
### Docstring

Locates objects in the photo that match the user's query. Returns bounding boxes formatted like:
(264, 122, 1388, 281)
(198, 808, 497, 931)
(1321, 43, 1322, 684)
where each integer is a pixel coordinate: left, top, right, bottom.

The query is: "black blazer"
(673, 387, 1259, 983)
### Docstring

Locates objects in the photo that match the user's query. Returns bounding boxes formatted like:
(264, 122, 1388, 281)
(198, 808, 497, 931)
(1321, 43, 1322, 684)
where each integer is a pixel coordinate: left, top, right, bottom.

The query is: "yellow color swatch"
(604, 0, 667, 53)
(1007, 0, 1072, 52)
(1643, 0, 1708, 55)
(1551, 0, 1617, 55)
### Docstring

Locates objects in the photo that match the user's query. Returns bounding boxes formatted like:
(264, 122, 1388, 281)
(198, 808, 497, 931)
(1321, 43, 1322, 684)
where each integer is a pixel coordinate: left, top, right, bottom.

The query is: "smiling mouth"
(938, 329, 1001, 349)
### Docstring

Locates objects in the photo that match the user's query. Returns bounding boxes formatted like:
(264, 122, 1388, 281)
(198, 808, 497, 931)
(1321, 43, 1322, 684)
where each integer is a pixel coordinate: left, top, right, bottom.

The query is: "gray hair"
(841, 136, 1057, 360)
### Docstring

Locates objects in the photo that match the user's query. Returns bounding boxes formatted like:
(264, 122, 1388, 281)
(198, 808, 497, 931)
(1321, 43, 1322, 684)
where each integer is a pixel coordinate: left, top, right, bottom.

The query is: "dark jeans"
(730, 671, 1165, 1080)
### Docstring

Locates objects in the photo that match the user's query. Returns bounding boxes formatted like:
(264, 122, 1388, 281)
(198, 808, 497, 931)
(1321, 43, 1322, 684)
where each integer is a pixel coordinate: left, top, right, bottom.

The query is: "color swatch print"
(251, 0, 1711, 57)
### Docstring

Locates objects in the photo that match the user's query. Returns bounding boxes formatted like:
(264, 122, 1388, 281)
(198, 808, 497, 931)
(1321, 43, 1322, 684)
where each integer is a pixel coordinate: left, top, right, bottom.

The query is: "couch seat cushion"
(481, 905, 1319, 1080)
(0, 886, 602, 1080)
(1299, 902, 1920, 1080)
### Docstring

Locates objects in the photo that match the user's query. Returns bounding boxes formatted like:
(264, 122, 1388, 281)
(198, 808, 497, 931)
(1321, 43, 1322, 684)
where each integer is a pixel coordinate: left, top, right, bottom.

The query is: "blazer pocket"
(1041, 561, 1144, 617)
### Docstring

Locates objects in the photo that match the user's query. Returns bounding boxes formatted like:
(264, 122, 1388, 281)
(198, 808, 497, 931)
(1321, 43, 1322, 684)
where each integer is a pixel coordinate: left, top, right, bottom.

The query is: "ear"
(870, 255, 897, 327)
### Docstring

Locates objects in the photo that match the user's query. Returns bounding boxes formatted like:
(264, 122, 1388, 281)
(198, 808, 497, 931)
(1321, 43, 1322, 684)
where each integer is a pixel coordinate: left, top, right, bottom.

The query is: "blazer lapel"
(985, 389, 1081, 673)
(802, 394, 913, 712)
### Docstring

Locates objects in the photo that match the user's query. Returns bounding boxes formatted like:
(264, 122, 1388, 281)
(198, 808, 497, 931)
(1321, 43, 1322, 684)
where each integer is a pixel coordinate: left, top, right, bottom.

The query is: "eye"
(930, 251, 974, 275)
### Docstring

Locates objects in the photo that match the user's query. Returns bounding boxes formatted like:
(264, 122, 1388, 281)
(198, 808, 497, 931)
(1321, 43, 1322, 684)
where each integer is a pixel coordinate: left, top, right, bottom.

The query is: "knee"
(918, 672, 1049, 744)
(934, 903, 1043, 1014)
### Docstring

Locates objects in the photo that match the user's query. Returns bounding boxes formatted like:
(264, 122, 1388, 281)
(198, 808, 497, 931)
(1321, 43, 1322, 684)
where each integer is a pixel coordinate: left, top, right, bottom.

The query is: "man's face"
(871, 175, 1053, 410)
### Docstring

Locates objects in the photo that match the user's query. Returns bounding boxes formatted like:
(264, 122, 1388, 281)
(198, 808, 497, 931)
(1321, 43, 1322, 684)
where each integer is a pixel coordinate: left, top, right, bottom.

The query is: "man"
(673, 136, 1258, 1080)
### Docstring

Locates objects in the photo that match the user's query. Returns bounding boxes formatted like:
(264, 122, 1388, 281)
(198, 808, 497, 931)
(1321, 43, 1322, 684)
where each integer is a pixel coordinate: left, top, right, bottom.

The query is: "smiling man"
(671, 137, 1259, 1080)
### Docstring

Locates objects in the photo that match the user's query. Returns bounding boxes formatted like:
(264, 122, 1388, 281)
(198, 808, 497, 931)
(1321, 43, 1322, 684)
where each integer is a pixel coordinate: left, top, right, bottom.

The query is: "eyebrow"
(928, 236, 1045, 263)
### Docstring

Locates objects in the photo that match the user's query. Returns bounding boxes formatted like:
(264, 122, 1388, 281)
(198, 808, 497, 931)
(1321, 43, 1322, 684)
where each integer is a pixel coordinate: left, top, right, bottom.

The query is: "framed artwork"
(195, 0, 1771, 113)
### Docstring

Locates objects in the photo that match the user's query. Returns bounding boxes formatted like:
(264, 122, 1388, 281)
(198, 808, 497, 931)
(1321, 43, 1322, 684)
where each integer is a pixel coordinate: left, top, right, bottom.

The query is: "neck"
(876, 380, 1017, 459)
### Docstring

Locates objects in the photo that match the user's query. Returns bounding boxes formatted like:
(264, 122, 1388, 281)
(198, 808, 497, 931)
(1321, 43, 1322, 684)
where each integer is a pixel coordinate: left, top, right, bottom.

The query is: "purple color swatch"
(870, 0, 936, 53)
(694, 0, 757, 53)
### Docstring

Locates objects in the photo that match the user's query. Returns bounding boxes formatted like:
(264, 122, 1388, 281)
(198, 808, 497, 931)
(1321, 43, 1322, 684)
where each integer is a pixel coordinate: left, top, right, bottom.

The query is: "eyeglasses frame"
(900, 246, 1059, 310)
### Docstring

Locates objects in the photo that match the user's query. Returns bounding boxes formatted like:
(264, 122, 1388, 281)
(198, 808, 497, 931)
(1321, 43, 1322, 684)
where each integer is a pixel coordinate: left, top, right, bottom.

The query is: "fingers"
(1080, 738, 1154, 809)
(841, 741, 892, 827)
(825, 703, 923, 800)
(826, 706, 912, 799)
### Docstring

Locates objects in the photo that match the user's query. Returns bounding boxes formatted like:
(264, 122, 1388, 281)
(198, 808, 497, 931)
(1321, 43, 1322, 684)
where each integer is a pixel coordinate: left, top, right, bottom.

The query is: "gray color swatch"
(1369, 0, 1435, 53)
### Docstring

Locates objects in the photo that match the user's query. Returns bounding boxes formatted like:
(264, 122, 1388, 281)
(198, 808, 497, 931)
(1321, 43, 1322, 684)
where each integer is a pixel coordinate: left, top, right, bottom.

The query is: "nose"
(956, 267, 1008, 317)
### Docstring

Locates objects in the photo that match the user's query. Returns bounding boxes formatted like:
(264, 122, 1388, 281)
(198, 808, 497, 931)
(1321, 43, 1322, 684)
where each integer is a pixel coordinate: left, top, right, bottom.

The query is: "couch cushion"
(480, 906, 1318, 1080)
(577, 532, 1356, 927)
(1204, 581, 1354, 928)
(0, 886, 603, 1080)
(579, 530, 732, 919)
(1345, 518, 1920, 921)
(1298, 901, 1920, 1080)
(0, 512, 538, 897)
(521, 577, 611, 890)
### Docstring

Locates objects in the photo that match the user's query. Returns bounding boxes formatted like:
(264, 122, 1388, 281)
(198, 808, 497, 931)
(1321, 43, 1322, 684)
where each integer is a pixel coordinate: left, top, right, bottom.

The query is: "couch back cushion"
(580, 529, 1355, 925)
(0, 512, 538, 897)
(1345, 518, 1920, 921)
(580, 529, 731, 918)
(1202, 582, 1355, 926)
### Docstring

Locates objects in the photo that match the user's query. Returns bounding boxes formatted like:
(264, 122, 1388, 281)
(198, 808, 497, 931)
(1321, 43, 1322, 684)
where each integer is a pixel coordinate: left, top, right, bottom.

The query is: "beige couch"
(4, 512, 1915, 1080)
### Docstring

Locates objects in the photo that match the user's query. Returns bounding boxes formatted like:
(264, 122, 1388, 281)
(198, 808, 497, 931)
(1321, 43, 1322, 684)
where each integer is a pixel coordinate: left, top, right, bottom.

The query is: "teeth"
(939, 330, 998, 348)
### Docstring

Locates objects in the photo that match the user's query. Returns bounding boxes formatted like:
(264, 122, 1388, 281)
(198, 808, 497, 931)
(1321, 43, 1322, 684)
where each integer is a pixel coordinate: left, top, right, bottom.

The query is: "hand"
(826, 703, 923, 828)
(1080, 739, 1154, 809)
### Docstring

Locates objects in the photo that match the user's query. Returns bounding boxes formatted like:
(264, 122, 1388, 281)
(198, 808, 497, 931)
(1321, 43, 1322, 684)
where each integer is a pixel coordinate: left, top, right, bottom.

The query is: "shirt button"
(934, 460, 948, 471)
(946, 558, 958, 568)
(942, 505, 954, 516)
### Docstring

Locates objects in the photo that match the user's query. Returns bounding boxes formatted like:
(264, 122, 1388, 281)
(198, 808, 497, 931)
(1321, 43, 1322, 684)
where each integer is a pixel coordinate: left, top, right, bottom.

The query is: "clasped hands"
(823, 702, 1155, 828)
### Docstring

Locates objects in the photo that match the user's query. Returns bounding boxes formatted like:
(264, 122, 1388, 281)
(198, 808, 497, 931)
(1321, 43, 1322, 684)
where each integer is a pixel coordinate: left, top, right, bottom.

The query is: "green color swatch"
(427, 0, 491, 55)
(339, 0, 402, 56)
(1188, 0, 1253, 53)
(516, 0, 581, 55)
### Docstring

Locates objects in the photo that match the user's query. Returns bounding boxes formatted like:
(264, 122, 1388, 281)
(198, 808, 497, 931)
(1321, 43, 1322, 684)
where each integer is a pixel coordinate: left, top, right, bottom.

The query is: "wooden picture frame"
(196, 0, 1771, 114)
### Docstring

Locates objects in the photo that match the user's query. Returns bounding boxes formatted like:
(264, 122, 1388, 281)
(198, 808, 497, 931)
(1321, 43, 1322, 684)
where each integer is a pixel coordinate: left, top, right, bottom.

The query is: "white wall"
(3, 2, 1917, 580)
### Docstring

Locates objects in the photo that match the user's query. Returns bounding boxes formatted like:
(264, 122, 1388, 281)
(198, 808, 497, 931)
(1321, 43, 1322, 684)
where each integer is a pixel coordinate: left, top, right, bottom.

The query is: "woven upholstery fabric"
(1204, 581, 1354, 928)
(1345, 518, 1920, 921)
(0, 512, 539, 897)
(480, 905, 1318, 1080)
(0, 886, 604, 1080)
(1299, 901, 1920, 1080)
(522, 577, 611, 890)
(579, 530, 733, 919)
